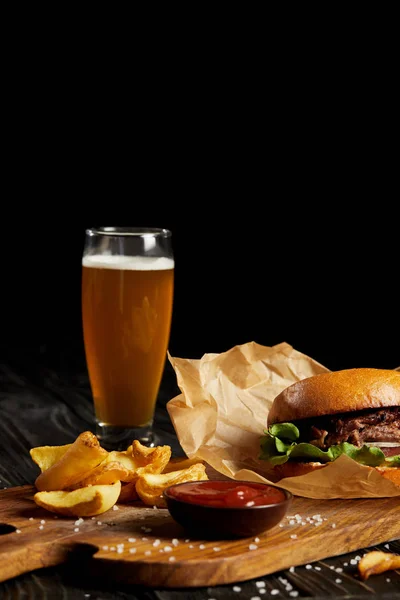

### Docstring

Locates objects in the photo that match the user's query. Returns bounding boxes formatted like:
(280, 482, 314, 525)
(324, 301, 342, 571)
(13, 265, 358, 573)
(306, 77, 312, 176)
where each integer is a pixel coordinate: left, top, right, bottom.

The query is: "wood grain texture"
(0, 356, 399, 598)
(0, 484, 399, 587)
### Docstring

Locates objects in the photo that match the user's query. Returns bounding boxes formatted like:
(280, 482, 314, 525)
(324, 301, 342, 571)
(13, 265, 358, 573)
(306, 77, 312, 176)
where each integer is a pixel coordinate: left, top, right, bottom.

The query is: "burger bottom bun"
(272, 462, 400, 487)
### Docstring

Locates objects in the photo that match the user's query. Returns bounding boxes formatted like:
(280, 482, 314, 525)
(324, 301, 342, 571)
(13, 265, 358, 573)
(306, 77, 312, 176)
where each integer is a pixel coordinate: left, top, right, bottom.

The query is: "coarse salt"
(169, 556, 176, 562)
(256, 581, 266, 588)
(249, 544, 258, 551)
(112, 505, 119, 511)
(213, 547, 221, 552)
(290, 534, 297, 539)
(129, 548, 136, 554)
(128, 538, 136, 543)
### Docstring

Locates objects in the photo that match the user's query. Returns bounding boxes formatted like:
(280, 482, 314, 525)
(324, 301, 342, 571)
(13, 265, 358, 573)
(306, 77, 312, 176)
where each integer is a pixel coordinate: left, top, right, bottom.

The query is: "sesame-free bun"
(267, 368, 400, 426)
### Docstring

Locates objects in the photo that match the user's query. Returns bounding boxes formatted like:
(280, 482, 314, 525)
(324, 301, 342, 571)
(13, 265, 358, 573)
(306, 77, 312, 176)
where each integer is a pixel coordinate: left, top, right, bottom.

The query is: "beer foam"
(82, 255, 174, 270)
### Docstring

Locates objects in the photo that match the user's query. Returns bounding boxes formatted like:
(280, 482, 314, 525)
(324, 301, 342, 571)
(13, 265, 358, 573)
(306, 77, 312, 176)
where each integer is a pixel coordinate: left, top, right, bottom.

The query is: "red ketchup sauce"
(167, 481, 286, 508)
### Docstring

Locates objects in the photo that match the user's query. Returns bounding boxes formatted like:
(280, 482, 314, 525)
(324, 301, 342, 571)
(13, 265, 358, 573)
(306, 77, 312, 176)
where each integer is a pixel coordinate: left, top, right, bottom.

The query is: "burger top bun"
(267, 368, 400, 426)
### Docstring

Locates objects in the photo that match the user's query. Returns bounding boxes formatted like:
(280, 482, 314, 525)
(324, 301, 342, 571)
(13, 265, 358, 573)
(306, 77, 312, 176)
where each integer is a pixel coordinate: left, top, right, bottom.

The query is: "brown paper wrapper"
(166, 341, 400, 498)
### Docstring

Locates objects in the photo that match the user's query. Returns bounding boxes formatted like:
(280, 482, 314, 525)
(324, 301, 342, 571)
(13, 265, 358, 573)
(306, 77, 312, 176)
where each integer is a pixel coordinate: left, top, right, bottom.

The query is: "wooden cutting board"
(0, 485, 399, 587)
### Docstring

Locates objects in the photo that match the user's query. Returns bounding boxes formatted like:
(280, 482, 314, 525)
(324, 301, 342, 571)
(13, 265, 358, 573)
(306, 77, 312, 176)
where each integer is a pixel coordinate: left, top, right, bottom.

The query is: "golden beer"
(82, 255, 174, 428)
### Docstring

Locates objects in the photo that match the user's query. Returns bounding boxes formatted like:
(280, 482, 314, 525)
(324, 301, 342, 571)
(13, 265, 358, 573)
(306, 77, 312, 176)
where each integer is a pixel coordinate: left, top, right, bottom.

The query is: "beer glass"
(81, 227, 174, 449)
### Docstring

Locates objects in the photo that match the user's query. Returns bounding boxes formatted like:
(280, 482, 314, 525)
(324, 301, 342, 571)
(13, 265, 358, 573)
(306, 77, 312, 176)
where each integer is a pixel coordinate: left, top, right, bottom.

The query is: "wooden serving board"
(0, 485, 399, 588)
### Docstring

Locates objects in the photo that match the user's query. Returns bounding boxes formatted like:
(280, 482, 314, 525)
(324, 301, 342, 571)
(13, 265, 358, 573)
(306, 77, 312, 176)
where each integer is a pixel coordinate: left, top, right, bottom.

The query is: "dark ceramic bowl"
(164, 480, 292, 539)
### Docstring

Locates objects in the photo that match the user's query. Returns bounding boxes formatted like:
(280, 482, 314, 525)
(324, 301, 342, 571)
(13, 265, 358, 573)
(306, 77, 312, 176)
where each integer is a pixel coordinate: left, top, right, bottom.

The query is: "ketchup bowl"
(163, 480, 292, 538)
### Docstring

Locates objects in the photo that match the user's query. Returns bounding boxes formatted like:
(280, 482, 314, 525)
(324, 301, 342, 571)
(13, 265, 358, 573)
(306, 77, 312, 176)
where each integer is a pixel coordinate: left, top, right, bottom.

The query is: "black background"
(1, 41, 398, 376)
(0, 204, 398, 375)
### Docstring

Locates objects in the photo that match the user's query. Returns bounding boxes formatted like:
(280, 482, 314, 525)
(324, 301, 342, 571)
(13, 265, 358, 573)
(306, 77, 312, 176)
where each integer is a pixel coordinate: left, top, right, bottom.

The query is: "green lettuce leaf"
(386, 455, 400, 467)
(259, 422, 399, 468)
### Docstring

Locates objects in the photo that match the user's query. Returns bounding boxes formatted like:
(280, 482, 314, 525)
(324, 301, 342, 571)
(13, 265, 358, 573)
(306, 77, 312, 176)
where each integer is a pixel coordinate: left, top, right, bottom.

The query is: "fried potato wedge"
(358, 550, 400, 580)
(30, 444, 72, 472)
(34, 481, 121, 517)
(35, 431, 109, 492)
(71, 461, 130, 488)
(136, 463, 208, 507)
(118, 481, 139, 503)
(162, 456, 204, 473)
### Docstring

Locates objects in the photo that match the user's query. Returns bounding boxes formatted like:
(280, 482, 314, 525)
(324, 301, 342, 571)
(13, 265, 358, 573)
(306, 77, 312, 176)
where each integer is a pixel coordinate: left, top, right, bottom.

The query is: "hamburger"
(259, 368, 400, 485)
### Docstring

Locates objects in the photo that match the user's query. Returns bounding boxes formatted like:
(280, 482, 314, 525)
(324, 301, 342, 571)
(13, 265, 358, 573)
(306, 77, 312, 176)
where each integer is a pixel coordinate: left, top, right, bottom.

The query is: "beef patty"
(292, 406, 400, 450)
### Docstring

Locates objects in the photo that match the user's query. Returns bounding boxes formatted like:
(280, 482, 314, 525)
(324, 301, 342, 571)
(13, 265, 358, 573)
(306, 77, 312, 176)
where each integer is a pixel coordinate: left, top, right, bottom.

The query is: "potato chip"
(33, 481, 121, 517)
(136, 463, 208, 507)
(118, 481, 139, 503)
(358, 550, 400, 580)
(30, 444, 72, 472)
(71, 461, 130, 488)
(162, 456, 204, 473)
(35, 431, 109, 492)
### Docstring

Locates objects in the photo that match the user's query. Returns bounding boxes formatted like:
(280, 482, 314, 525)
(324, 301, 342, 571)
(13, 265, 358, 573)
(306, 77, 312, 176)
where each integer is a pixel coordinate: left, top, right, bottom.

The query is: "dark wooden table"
(0, 351, 399, 599)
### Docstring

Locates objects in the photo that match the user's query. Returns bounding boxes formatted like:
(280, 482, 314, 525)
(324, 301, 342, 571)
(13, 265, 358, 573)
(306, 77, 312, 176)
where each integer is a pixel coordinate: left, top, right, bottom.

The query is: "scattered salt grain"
(164, 546, 173, 552)
(75, 518, 83, 526)
(343, 562, 348, 566)
(336, 568, 343, 573)
(254, 537, 260, 543)
(39, 525, 44, 530)
(350, 559, 357, 565)
(185, 539, 190, 542)
(335, 578, 342, 584)
(169, 556, 176, 562)
(117, 548, 124, 554)
(289, 566, 295, 573)
(74, 528, 79, 532)
(290, 535, 297, 539)
(189, 545, 194, 548)
(172, 538, 179, 546)
(385, 544, 390, 549)
(386, 578, 391, 582)
(29, 517, 34, 521)
(129, 548, 136, 554)
(144, 550, 151, 556)
(16, 529, 21, 534)
(314, 566, 321, 571)
(289, 593, 299, 598)
(199, 544, 206, 550)
(305, 564, 312, 569)
(289, 520, 295, 525)
(256, 581, 266, 588)
(355, 555, 361, 561)
(153, 539, 161, 547)
(128, 538, 136, 543)
(331, 523, 336, 528)
(97, 521, 102, 525)
(271, 590, 280, 596)
(102, 545, 108, 551)
(112, 505, 119, 511)
(249, 544, 258, 551)
(233, 586, 241, 592)
(213, 547, 221, 552)
(141, 537, 148, 541)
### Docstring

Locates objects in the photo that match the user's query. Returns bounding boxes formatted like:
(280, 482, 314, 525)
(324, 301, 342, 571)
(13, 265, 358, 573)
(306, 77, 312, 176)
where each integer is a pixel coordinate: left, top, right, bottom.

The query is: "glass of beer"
(81, 227, 174, 449)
